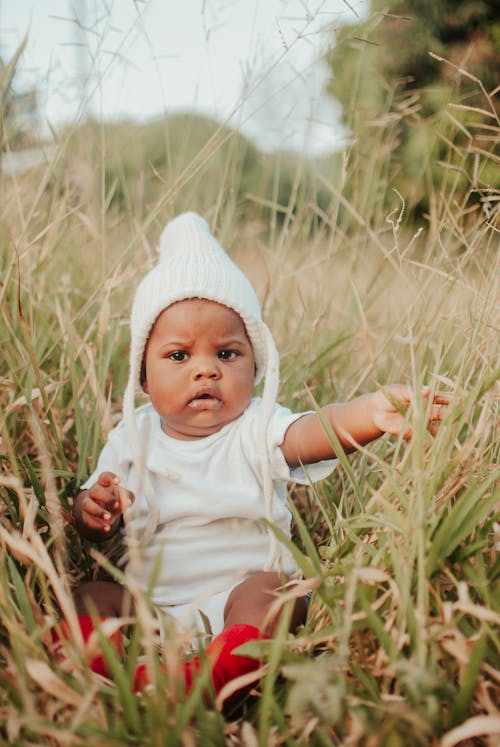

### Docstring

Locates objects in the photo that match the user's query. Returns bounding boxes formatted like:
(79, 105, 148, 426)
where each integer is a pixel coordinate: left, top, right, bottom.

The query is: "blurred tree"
(325, 0, 500, 221)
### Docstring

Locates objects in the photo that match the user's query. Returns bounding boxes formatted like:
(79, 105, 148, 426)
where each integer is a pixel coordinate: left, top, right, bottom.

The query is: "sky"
(1, 0, 368, 155)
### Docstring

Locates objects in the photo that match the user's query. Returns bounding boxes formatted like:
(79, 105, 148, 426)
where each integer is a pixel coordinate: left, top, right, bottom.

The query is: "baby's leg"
(54, 581, 131, 678)
(134, 575, 307, 700)
(73, 580, 132, 617)
(188, 572, 307, 700)
(223, 571, 307, 635)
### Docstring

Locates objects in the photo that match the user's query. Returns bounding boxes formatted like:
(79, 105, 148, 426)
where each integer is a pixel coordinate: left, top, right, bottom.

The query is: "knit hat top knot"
(158, 211, 222, 263)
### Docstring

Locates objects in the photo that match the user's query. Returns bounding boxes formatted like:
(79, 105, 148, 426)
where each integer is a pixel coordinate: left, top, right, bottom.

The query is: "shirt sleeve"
(266, 403, 337, 485)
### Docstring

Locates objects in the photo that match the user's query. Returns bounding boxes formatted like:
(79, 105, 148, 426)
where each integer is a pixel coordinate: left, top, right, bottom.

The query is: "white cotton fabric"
(82, 399, 336, 609)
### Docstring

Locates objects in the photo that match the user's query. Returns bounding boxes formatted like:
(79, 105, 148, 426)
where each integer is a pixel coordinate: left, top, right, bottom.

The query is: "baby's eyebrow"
(218, 338, 247, 347)
(156, 336, 249, 352)
(158, 339, 192, 350)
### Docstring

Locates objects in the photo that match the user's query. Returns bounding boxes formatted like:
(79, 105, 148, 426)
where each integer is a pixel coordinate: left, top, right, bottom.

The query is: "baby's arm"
(281, 385, 448, 467)
(73, 471, 135, 542)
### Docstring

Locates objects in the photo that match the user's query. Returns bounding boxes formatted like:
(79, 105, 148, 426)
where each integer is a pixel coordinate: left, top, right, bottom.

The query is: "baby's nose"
(193, 358, 221, 379)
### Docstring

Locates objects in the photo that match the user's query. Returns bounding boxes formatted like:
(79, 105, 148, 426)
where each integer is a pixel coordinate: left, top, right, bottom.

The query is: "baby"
(70, 212, 446, 697)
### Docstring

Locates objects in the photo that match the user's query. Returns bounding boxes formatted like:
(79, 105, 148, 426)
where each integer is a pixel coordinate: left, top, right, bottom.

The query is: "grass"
(0, 40, 499, 747)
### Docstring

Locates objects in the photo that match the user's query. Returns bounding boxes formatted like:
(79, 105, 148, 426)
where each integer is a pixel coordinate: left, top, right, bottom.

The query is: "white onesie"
(83, 398, 336, 632)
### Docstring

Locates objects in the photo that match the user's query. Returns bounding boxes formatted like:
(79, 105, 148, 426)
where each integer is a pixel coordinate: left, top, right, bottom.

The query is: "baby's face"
(143, 298, 255, 440)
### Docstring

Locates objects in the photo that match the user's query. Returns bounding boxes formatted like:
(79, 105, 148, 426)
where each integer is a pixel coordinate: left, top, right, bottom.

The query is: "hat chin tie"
(122, 376, 159, 553)
(257, 323, 281, 570)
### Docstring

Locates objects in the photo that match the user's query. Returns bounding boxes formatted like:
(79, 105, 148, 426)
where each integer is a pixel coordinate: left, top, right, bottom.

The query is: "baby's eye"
(168, 351, 188, 362)
(218, 350, 239, 360)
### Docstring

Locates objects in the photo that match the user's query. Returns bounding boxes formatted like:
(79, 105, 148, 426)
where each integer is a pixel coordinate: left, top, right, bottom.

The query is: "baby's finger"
(432, 394, 450, 406)
(97, 472, 120, 488)
(401, 424, 413, 441)
(429, 403, 446, 421)
(81, 508, 116, 534)
(428, 421, 441, 437)
(117, 486, 134, 512)
(89, 483, 120, 511)
(82, 494, 113, 522)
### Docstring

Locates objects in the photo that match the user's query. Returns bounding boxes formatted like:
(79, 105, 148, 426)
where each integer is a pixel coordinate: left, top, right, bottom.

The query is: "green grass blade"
(426, 471, 499, 576)
(448, 632, 488, 728)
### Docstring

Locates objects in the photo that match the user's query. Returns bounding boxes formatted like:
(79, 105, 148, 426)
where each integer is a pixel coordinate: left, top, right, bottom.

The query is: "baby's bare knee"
(73, 580, 126, 617)
(224, 572, 306, 634)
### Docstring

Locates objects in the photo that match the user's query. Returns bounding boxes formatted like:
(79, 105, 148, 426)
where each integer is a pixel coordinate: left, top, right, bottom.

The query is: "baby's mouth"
(188, 392, 223, 410)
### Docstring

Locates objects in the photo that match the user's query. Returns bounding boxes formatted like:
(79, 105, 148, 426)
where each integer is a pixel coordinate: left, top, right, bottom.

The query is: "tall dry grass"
(0, 40, 499, 747)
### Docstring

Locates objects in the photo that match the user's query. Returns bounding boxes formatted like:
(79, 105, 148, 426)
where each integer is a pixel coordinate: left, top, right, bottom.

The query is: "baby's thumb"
(117, 485, 134, 512)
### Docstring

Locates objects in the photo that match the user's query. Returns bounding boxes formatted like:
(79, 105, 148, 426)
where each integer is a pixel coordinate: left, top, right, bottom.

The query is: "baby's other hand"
(83, 472, 135, 534)
(371, 385, 449, 439)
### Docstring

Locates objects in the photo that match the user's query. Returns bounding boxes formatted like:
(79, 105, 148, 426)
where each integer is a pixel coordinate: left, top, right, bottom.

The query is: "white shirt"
(83, 398, 336, 606)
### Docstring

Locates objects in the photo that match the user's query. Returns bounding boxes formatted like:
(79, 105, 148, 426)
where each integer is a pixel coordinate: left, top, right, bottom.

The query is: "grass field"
(0, 58, 499, 746)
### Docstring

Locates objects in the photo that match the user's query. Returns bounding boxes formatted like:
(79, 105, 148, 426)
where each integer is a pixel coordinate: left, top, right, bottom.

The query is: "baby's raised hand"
(81, 472, 135, 535)
(371, 385, 448, 439)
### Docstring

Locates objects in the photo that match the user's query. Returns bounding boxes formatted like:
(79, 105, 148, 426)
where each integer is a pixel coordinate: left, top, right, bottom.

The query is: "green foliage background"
(326, 0, 500, 218)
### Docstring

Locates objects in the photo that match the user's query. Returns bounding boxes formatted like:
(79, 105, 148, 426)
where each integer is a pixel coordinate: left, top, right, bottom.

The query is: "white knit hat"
(122, 212, 280, 563)
(127, 211, 271, 393)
